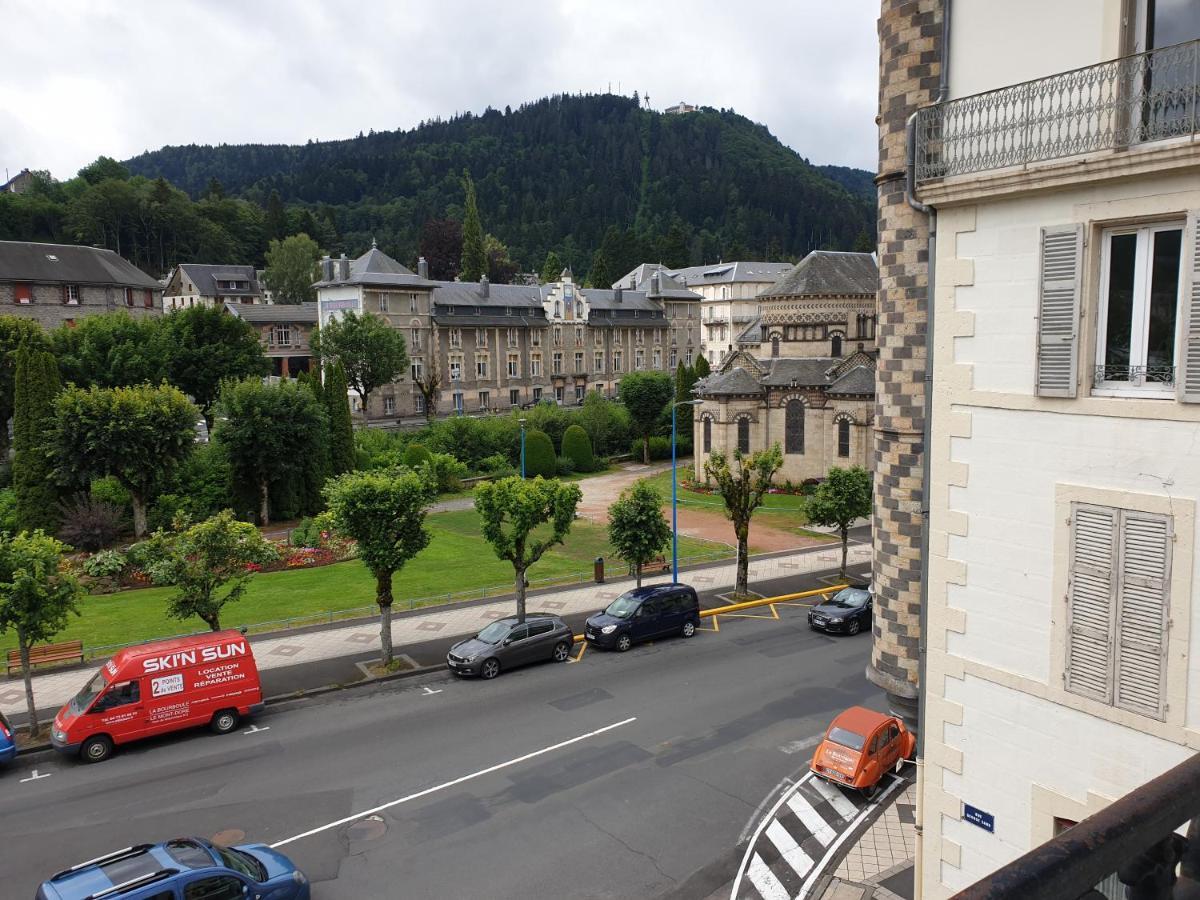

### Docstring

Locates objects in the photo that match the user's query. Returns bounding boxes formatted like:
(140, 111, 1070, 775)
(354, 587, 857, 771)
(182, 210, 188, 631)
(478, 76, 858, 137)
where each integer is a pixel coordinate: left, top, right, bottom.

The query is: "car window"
(604, 592, 642, 618)
(476, 621, 511, 643)
(506, 625, 529, 643)
(96, 680, 140, 712)
(528, 621, 554, 637)
(184, 875, 244, 900)
(166, 840, 216, 870)
(663, 595, 682, 613)
(887, 724, 900, 744)
(829, 588, 871, 609)
(145, 892, 176, 900)
(828, 726, 866, 751)
(640, 600, 660, 618)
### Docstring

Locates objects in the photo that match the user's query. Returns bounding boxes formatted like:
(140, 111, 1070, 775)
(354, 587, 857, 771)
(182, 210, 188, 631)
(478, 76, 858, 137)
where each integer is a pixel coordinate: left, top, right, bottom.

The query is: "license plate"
(813, 617, 826, 625)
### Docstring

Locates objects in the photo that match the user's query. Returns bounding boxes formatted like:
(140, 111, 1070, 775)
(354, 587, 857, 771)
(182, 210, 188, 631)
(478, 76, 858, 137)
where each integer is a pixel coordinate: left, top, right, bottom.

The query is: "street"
(0, 566, 878, 898)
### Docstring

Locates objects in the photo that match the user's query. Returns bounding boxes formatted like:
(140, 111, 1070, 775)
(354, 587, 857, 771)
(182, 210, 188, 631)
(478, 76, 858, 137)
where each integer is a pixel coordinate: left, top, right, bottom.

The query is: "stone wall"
(0, 282, 161, 329)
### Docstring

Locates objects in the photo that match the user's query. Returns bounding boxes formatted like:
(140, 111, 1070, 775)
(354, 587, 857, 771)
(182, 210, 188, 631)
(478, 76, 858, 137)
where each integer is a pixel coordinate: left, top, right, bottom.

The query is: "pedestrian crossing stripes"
(733, 771, 907, 900)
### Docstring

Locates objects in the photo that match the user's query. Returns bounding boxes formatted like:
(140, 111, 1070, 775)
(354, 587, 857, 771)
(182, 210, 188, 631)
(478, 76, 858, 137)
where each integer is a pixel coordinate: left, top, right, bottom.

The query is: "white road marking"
(765, 819, 813, 879)
(20, 769, 50, 783)
(746, 853, 790, 900)
(421, 686, 442, 696)
(242, 725, 270, 735)
(787, 793, 836, 847)
(270, 716, 638, 848)
(810, 777, 859, 821)
(738, 776, 795, 844)
(731, 772, 817, 899)
(779, 734, 821, 755)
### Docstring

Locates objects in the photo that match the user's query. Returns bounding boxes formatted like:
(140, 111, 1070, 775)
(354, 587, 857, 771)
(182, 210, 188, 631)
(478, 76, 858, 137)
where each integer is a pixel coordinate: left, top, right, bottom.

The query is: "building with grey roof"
(0, 240, 162, 329)
(164, 263, 264, 310)
(224, 301, 317, 378)
(316, 246, 701, 422)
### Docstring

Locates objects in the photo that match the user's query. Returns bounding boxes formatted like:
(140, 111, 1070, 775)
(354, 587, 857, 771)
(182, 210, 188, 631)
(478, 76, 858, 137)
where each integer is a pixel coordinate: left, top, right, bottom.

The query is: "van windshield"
(214, 846, 267, 882)
(70, 670, 109, 714)
(604, 593, 641, 619)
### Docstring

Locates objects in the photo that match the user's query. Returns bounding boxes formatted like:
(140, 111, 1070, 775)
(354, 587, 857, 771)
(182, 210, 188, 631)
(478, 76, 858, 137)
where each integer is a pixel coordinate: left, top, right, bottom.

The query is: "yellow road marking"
(569, 640, 588, 663)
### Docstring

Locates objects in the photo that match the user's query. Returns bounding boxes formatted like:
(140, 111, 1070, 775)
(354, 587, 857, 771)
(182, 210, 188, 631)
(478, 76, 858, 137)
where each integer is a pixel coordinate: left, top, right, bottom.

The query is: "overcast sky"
(1, 0, 879, 184)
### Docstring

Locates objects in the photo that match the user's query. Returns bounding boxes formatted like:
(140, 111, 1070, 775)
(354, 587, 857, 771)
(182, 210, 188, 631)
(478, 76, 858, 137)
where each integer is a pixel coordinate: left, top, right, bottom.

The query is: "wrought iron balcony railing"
(953, 752, 1200, 900)
(1094, 364, 1176, 387)
(915, 38, 1200, 181)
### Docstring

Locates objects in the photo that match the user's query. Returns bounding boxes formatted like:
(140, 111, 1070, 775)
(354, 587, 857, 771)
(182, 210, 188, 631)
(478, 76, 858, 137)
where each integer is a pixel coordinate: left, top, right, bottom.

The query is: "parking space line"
(720, 603, 780, 620)
(569, 641, 588, 663)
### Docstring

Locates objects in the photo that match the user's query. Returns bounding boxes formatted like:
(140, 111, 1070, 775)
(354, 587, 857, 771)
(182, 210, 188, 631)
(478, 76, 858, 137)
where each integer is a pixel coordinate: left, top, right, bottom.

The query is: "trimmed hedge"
(403, 442, 432, 469)
(561, 424, 595, 473)
(523, 429, 557, 478)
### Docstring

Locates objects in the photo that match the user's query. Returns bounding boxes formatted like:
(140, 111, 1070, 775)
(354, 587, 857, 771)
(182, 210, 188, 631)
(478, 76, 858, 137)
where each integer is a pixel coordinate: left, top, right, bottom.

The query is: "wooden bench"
(644, 556, 671, 575)
(6, 640, 84, 675)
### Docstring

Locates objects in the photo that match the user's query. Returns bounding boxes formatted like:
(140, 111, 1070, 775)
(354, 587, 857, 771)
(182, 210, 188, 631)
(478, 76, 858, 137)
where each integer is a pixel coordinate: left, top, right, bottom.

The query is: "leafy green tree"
(403, 443, 432, 468)
(0, 530, 83, 736)
(608, 482, 671, 586)
(0, 317, 47, 463)
(12, 346, 62, 533)
(296, 371, 332, 514)
(561, 424, 594, 473)
(263, 232, 320, 304)
(703, 444, 784, 596)
(51, 313, 170, 388)
(674, 360, 700, 407)
(141, 511, 279, 631)
(322, 362, 356, 474)
(312, 311, 408, 416)
(78, 156, 130, 184)
(324, 469, 433, 666)
(163, 304, 269, 432)
(657, 223, 691, 269)
(49, 384, 198, 537)
(540, 251, 564, 284)
(474, 476, 582, 622)
(576, 392, 632, 456)
(215, 378, 327, 525)
(485, 234, 519, 285)
(459, 170, 487, 282)
(805, 466, 872, 577)
(619, 371, 674, 464)
(523, 430, 556, 478)
(693, 354, 711, 379)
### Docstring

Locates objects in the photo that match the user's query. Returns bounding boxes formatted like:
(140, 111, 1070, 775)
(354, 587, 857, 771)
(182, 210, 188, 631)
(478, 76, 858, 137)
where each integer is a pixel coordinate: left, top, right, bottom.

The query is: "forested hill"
(125, 94, 873, 272)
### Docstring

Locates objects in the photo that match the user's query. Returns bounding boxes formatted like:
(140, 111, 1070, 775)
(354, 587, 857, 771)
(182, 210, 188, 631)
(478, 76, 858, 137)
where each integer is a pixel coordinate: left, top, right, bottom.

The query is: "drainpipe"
(909, 3, 950, 898)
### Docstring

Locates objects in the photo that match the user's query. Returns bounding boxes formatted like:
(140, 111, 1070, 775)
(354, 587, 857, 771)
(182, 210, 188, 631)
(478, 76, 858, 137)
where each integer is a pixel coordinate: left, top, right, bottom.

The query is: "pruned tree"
(322, 362, 356, 475)
(608, 482, 671, 586)
(50, 312, 171, 388)
(805, 466, 872, 578)
(324, 469, 433, 666)
(704, 445, 784, 596)
(12, 345, 62, 533)
(0, 531, 83, 737)
(618, 371, 674, 464)
(0, 317, 48, 463)
(141, 510, 279, 631)
(49, 384, 198, 537)
(474, 476, 582, 622)
(311, 311, 408, 417)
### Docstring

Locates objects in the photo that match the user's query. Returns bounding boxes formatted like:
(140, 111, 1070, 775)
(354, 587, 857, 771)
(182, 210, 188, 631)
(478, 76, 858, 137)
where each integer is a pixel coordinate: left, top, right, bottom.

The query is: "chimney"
(480, 274, 490, 298)
(417, 256, 429, 279)
(337, 253, 350, 281)
(629, 276, 636, 289)
(651, 272, 661, 295)
(320, 255, 334, 282)
(613, 285, 623, 303)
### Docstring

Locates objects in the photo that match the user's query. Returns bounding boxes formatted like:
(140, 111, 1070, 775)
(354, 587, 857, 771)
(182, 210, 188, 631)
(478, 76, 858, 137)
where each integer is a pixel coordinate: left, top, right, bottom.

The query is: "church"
(692, 250, 877, 484)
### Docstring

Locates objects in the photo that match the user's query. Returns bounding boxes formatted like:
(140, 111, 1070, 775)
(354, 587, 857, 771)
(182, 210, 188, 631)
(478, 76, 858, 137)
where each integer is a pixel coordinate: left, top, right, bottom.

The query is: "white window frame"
(66, 284, 80, 305)
(531, 355, 543, 377)
(379, 293, 390, 313)
(635, 349, 645, 370)
(449, 328, 462, 348)
(479, 390, 490, 411)
(613, 351, 623, 373)
(414, 393, 425, 414)
(411, 359, 424, 381)
(509, 388, 521, 407)
(449, 358, 462, 381)
(410, 327, 421, 350)
(383, 396, 396, 415)
(507, 355, 519, 377)
(273, 324, 291, 347)
(1094, 222, 1184, 398)
(553, 352, 563, 375)
(574, 351, 584, 372)
(409, 294, 418, 313)
(594, 351, 604, 374)
(533, 387, 543, 402)
(452, 392, 464, 413)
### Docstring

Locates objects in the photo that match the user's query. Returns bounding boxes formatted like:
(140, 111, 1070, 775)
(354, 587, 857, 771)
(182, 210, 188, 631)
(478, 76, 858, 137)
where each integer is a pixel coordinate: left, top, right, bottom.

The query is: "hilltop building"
(2, 169, 36, 194)
(163, 264, 264, 310)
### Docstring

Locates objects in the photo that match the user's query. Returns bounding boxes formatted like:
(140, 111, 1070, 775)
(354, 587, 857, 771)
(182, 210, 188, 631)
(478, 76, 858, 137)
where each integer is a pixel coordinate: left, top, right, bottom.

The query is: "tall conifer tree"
(12, 347, 62, 533)
(323, 363, 356, 475)
(459, 170, 487, 282)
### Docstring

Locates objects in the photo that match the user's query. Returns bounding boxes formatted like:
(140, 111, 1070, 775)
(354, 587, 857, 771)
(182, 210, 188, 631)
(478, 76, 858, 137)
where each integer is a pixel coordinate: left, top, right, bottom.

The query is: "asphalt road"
(0, 562, 878, 899)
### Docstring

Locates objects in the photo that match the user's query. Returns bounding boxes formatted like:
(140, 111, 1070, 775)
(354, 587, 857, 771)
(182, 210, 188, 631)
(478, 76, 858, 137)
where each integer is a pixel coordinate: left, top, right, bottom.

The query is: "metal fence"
(915, 38, 1200, 181)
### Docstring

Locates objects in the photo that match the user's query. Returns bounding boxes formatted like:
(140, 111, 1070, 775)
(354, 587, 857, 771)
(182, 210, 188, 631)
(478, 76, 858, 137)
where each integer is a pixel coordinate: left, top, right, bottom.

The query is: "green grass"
(638, 469, 815, 526)
(438, 463, 615, 503)
(1, 509, 728, 657)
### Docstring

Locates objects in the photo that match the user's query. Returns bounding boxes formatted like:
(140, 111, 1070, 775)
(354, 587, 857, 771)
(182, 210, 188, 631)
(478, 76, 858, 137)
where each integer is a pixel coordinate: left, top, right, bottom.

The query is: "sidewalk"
(820, 782, 917, 900)
(0, 540, 873, 722)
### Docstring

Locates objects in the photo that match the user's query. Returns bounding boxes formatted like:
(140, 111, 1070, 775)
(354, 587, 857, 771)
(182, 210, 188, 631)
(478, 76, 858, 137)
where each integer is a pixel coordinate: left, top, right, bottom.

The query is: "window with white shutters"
(1065, 503, 1171, 719)
(1179, 212, 1200, 402)
(1036, 224, 1084, 397)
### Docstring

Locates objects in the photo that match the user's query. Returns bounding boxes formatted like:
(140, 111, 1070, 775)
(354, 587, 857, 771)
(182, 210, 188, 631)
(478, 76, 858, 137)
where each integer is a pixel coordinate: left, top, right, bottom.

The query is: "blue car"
(36, 837, 309, 899)
(0, 711, 15, 765)
(584, 583, 701, 652)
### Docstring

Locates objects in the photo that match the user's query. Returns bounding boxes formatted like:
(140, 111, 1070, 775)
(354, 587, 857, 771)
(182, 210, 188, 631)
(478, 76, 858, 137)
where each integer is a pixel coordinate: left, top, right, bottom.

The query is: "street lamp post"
(671, 399, 702, 583)
(519, 417, 527, 479)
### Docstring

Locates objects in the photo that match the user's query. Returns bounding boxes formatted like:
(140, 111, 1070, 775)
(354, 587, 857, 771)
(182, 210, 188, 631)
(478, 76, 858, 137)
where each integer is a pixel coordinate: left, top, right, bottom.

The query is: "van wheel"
(211, 710, 239, 735)
(81, 735, 113, 764)
(616, 634, 631, 652)
(480, 658, 501, 680)
(681, 620, 697, 638)
(552, 641, 571, 662)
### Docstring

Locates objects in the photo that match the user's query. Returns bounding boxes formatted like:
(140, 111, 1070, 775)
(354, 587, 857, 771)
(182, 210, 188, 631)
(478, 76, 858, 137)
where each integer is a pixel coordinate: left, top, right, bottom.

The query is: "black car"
(808, 585, 873, 635)
(585, 583, 701, 651)
(446, 613, 574, 679)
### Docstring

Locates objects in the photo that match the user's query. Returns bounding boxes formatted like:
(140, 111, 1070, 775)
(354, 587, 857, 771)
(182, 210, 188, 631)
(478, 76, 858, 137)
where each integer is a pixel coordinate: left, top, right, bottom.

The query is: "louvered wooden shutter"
(1178, 212, 1200, 402)
(1066, 504, 1117, 702)
(1036, 225, 1084, 398)
(1114, 511, 1170, 719)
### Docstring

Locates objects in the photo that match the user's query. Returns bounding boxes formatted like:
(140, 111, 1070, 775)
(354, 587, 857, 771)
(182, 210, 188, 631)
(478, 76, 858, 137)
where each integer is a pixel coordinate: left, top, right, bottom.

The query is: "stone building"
(164, 264, 264, 310)
(224, 301, 316, 378)
(692, 250, 877, 484)
(315, 245, 701, 421)
(0, 240, 162, 329)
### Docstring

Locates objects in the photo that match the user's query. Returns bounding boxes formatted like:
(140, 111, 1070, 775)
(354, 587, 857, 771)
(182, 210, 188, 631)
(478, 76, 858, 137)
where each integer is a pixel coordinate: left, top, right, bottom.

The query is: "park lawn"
(0, 509, 726, 658)
(638, 469, 815, 532)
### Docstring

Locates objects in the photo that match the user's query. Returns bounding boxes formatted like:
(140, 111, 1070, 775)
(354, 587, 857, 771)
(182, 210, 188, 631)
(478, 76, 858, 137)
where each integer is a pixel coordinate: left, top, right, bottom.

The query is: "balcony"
(915, 38, 1200, 182)
(953, 752, 1200, 900)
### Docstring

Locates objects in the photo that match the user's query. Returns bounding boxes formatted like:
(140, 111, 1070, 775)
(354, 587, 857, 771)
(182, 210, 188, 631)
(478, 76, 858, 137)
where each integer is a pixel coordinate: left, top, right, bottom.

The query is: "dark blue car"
(0, 711, 15, 765)
(585, 583, 701, 652)
(36, 837, 309, 899)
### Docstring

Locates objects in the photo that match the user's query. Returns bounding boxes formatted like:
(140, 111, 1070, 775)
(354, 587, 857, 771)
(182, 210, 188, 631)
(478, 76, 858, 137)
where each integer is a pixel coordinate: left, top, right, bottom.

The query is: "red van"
(50, 631, 264, 763)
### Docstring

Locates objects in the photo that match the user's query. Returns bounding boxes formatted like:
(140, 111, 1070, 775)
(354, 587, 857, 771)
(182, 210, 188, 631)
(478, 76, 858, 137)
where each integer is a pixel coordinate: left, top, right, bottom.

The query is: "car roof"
(493, 613, 560, 625)
(829, 706, 895, 735)
(617, 583, 694, 601)
(46, 839, 217, 898)
(109, 630, 247, 668)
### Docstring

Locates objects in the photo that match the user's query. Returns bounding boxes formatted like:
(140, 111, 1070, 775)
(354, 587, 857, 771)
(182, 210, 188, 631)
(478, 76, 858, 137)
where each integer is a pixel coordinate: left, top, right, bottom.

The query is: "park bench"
(644, 556, 671, 574)
(6, 640, 84, 675)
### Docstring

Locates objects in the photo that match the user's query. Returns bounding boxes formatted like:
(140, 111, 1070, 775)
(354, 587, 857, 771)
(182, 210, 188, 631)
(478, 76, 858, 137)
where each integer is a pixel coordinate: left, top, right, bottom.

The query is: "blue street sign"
(963, 804, 995, 833)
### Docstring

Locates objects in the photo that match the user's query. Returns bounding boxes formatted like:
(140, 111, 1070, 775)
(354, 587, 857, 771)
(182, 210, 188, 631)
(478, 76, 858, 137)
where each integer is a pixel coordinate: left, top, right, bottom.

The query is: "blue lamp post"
(519, 417, 527, 479)
(671, 399, 703, 583)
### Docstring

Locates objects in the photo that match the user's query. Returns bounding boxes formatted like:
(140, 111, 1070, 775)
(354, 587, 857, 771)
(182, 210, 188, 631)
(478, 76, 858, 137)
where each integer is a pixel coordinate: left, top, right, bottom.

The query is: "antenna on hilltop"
(644, 92, 651, 108)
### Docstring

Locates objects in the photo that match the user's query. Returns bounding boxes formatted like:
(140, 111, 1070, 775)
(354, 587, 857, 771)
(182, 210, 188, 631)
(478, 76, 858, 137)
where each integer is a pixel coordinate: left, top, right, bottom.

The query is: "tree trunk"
(259, 479, 270, 526)
(18, 627, 38, 738)
(377, 572, 394, 667)
(203, 612, 221, 632)
(839, 526, 849, 578)
(203, 411, 215, 436)
(515, 566, 527, 623)
(131, 493, 148, 538)
(735, 528, 750, 597)
(358, 389, 371, 423)
(635, 561, 643, 588)
(643, 437, 650, 465)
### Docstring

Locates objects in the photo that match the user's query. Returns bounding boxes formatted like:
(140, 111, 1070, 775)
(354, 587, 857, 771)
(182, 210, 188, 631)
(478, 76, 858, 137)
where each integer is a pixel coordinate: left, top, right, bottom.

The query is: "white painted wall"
(316, 285, 362, 326)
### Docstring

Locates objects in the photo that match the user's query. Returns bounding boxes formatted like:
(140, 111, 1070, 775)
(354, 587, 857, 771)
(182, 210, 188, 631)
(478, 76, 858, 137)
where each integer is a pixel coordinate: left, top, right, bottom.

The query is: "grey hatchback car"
(446, 613, 574, 679)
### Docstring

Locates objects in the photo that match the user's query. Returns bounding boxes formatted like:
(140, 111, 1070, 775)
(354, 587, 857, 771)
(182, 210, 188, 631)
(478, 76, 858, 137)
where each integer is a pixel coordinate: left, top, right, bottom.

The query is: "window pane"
(1103, 233, 1138, 376)
(1146, 229, 1181, 378)
(785, 401, 804, 454)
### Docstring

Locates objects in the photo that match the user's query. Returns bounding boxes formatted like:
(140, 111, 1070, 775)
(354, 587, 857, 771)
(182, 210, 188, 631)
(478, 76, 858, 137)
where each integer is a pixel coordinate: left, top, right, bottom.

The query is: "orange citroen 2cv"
(810, 706, 915, 798)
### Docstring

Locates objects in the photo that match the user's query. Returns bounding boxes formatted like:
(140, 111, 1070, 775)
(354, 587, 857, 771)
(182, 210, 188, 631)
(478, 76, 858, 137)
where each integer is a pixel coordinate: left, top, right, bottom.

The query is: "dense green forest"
(1, 93, 874, 280)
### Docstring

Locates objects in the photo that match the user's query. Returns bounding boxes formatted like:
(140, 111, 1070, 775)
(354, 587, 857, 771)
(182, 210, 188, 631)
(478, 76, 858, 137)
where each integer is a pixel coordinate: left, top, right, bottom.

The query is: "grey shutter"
(1114, 511, 1171, 719)
(1178, 213, 1200, 402)
(1036, 224, 1084, 398)
(1065, 504, 1117, 702)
